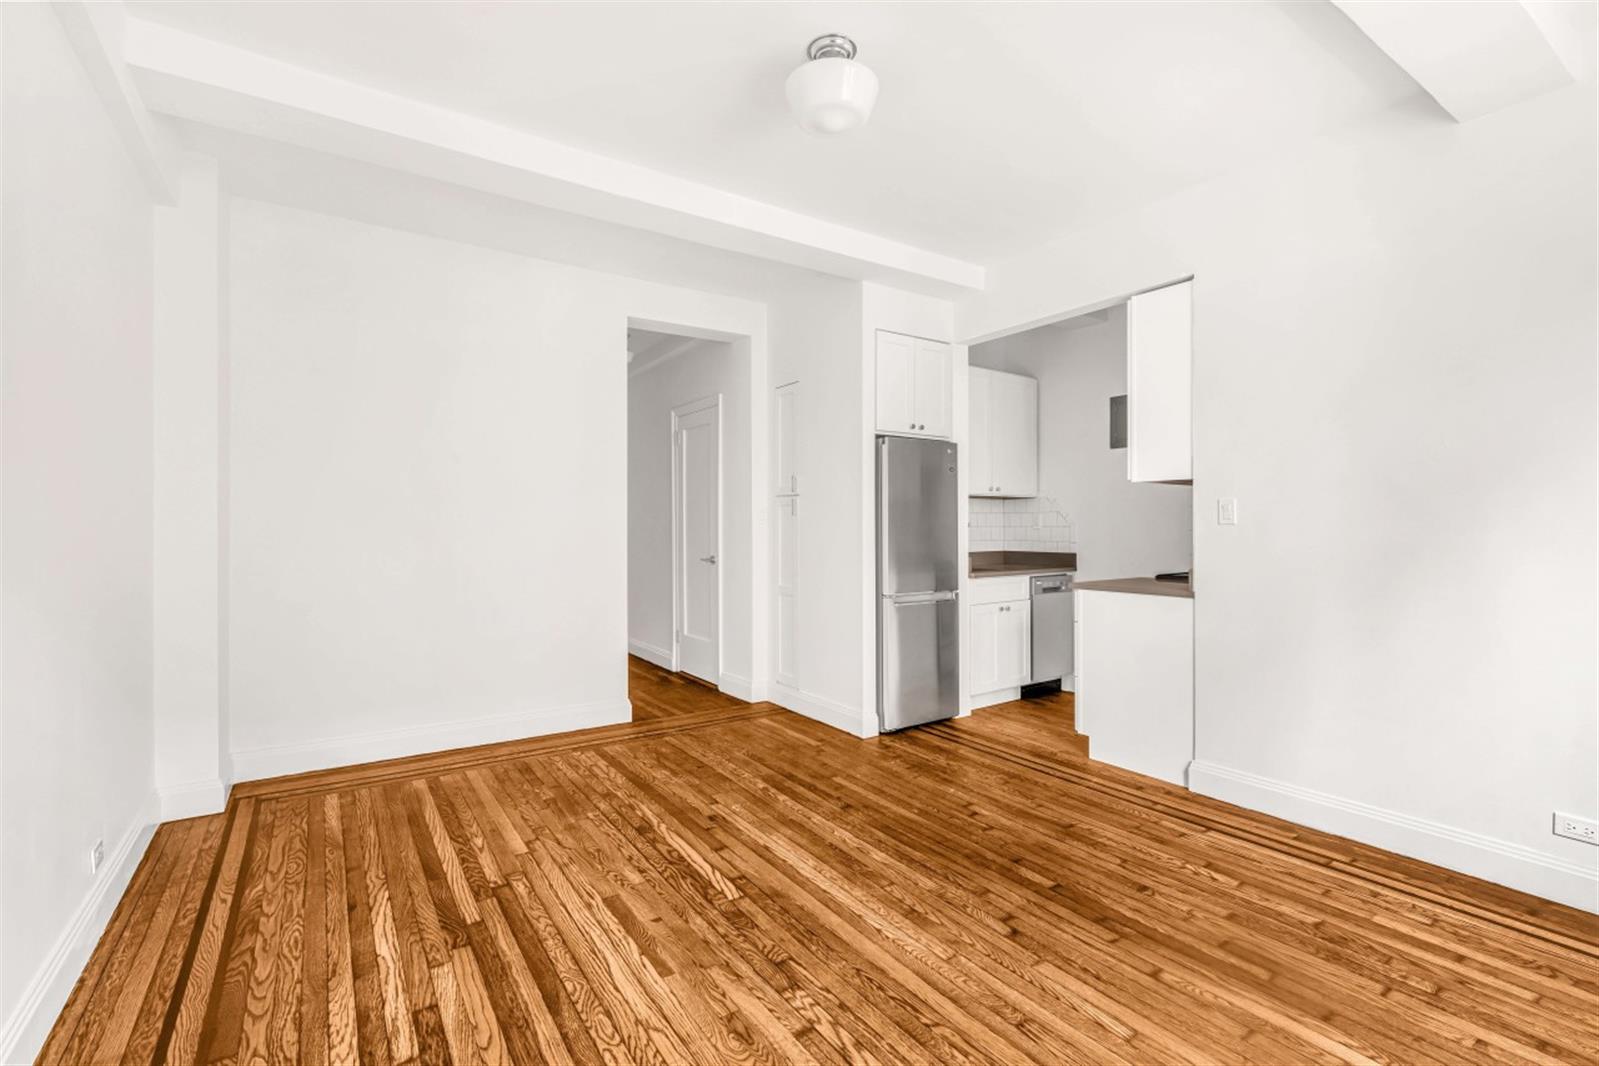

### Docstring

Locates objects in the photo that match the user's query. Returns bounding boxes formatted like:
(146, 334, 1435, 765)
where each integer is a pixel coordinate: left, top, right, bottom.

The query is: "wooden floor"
(40, 662, 1599, 1065)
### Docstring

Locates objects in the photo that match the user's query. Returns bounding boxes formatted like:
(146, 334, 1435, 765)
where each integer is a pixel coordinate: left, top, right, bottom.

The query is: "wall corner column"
(152, 152, 227, 819)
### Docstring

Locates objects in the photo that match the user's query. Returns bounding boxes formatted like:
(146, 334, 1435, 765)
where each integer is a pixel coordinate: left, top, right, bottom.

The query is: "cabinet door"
(875, 332, 917, 435)
(968, 602, 1000, 693)
(911, 339, 952, 438)
(968, 367, 993, 496)
(1127, 280, 1192, 482)
(996, 600, 1031, 687)
(774, 381, 798, 495)
(990, 371, 1038, 497)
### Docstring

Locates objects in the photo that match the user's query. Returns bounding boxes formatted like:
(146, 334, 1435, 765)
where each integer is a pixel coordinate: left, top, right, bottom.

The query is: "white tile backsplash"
(969, 496, 1075, 553)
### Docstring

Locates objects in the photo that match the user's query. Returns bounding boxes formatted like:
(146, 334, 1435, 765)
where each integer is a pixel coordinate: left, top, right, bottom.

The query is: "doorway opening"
(626, 325, 740, 718)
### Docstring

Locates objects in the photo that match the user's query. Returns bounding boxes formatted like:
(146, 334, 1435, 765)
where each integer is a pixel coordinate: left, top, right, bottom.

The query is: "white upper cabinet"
(968, 366, 1038, 498)
(1126, 280, 1192, 483)
(875, 331, 951, 439)
(774, 381, 798, 495)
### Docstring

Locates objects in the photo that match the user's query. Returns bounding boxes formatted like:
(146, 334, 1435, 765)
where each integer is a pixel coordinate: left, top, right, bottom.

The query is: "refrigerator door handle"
(884, 590, 958, 605)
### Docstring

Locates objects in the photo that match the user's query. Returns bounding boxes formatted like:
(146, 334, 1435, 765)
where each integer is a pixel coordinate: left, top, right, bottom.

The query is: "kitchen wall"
(969, 308, 1192, 580)
(968, 498, 1075, 554)
(959, 82, 1599, 911)
(1, 4, 157, 1055)
(627, 338, 743, 672)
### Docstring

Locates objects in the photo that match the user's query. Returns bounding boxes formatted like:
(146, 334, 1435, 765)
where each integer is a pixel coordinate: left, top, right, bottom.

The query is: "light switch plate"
(1217, 498, 1238, 525)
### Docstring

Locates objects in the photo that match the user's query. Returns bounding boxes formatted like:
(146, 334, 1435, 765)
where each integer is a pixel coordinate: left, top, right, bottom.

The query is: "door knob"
(700, 554, 717, 565)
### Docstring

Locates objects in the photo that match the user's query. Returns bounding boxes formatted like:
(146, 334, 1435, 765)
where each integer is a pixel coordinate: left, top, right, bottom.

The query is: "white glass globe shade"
(785, 56, 879, 134)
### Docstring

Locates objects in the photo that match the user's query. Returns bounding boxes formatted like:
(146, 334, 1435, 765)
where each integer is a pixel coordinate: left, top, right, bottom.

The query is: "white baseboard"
(1190, 760, 1599, 914)
(969, 686, 1021, 710)
(770, 683, 871, 738)
(0, 790, 160, 1065)
(717, 671, 769, 703)
(231, 699, 632, 782)
(628, 639, 673, 670)
(158, 777, 228, 821)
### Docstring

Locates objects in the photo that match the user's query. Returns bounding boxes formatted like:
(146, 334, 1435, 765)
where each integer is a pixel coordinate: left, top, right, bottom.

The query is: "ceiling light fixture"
(786, 34, 878, 135)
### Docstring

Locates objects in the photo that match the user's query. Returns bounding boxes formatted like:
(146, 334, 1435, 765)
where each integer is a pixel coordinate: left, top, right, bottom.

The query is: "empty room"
(3, 1, 1597, 1064)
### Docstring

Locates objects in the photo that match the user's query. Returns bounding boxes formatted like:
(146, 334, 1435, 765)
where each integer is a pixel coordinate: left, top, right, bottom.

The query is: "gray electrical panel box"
(1109, 394, 1128, 449)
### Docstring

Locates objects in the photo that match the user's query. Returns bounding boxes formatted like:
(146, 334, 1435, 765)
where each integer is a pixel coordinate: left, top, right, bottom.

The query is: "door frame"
(670, 393, 723, 681)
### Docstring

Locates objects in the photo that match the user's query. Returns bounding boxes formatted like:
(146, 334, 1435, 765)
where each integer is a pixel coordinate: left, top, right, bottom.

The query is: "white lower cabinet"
(967, 576, 1031, 707)
(1075, 589, 1193, 785)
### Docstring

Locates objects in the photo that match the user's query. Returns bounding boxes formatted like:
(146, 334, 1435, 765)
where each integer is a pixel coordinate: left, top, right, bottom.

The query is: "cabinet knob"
(918, 424, 925, 430)
(908, 422, 915, 429)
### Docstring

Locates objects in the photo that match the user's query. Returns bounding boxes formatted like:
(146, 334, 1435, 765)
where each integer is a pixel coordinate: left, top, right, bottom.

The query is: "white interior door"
(674, 400, 720, 683)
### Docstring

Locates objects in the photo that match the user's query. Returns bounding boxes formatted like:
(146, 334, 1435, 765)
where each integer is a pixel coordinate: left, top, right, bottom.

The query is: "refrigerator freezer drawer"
(878, 595, 960, 732)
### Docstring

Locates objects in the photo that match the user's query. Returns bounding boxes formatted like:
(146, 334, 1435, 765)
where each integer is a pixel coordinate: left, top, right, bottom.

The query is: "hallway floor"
(39, 666, 1599, 1065)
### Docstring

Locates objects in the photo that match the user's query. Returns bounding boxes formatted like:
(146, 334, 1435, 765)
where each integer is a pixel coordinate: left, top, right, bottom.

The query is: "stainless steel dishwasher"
(1029, 573, 1073, 686)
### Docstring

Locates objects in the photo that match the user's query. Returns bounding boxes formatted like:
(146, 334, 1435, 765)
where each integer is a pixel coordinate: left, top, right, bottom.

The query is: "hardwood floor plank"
(161, 800, 259, 1066)
(354, 788, 418, 1063)
(319, 795, 360, 1066)
(125, 814, 227, 1065)
(40, 659, 1599, 1066)
(200, 799, 279, 1065)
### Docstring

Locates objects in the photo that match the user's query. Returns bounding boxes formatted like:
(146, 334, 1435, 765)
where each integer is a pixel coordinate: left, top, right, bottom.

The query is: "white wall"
(225, 198, 769, 778)
(765, 276, 867, 732)
(153, 154, 227, 820)
(970, 307, 1192, 580)
(0, 3, 157, 1053)
(627, 339, 742, 672)
(960, 85, 1599, 910)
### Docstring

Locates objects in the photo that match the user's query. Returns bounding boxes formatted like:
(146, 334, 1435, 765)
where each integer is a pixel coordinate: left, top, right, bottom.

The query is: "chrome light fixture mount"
(786, 33, 878, 135)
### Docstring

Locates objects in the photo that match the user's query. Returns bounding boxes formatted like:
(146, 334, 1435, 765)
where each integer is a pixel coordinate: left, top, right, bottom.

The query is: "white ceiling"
(127, 1, 1422, 262)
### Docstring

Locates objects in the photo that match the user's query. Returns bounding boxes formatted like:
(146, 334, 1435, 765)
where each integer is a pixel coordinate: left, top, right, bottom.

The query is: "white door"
(912, 338, 952, 438)
(674, 399, 720, 683)
(969, 602, 1000, 692)
(1127, 280, 1193, 482)
(991, 371, 1039, 497)
(875, 331, 916, 434)
(996, 600, 1031, 687)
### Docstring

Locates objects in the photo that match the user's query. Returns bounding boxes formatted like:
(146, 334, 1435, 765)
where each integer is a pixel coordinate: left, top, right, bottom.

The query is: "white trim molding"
(771, 683, 873, 738)
(627, 638, 673, 671)
(121, 17, 981, 291)
(717, 671, 768, 704)
(231, 699, 631, 782)
(158, 777, 228, 821)
(0, 791, 160, 1065)
(1190, 760, 1599, 914)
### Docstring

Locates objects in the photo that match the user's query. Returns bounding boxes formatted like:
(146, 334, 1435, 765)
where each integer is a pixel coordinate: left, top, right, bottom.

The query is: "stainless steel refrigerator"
(877, 435, 960, 731)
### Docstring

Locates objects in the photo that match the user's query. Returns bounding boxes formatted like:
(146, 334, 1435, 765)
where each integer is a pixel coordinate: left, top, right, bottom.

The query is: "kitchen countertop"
(969, 550, 1076, 578)
(1073, 577, 1193, 599)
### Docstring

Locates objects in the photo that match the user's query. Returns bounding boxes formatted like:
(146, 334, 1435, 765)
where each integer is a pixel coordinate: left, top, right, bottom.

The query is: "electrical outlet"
(89, 838, 105, 875)
(1217, 498, 1238, 526)
(1553, 812, 1599, 845)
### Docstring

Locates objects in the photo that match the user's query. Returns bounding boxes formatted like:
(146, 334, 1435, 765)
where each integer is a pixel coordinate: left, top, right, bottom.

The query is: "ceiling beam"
(1331, 0, 1575, 123)
(52, 2, 178, 203)
(121, 18, 984, 292)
